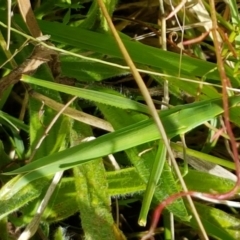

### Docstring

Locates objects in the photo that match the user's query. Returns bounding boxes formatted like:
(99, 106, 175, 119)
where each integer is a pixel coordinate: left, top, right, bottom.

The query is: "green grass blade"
(35, 20, 228, 81)
(171, 142, 235, 170)
(0, 111, 29, 133)
(3, 96, 240, 194)
(1, 12, 238, 84)
(138, 141, 167, 226)
(22, 75, 150, 114)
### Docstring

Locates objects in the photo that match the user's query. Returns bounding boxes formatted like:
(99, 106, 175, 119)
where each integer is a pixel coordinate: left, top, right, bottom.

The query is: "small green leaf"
(63, 9, 71, 25)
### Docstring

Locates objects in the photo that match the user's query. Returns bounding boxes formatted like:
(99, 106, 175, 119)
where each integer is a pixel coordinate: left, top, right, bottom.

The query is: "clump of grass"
(0, 0, 240, 240)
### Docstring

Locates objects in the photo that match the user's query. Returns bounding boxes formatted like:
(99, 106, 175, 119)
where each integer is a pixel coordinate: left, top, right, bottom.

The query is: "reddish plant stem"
(183, 31, 210, 45)
(142, 1, 240, 239)
(141, 189, 240, 240)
